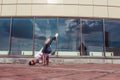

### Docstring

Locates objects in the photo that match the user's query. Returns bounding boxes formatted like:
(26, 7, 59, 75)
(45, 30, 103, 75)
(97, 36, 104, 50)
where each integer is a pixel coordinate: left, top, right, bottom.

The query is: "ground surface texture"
(0, 63, 120, 80)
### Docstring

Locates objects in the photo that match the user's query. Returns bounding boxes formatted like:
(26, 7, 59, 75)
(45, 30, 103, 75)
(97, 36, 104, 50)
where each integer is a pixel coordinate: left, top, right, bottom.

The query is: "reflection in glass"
(1, 17, 120, 57)
(58, 18, 80, 51)
(34, 18, 57, 54)
(0, 18, 10, 55)
(10, 18, 33, 55)
(82, 19, 104, 56)
(105, 20, 120, 56)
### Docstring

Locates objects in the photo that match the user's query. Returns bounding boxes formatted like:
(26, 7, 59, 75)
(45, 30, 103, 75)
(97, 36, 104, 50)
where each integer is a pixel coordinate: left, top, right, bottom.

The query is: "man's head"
(29, 60, 36, 65)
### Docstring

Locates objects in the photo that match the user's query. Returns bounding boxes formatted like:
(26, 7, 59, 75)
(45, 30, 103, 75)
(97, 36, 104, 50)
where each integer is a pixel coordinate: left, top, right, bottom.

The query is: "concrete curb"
(0, 57, 120, 64)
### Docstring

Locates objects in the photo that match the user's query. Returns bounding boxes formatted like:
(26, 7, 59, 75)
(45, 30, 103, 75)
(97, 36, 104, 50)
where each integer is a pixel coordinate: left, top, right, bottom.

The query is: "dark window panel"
(105, 20, 120, 56)
(10, 18, 34, 55)
(0, 18, 10, 55)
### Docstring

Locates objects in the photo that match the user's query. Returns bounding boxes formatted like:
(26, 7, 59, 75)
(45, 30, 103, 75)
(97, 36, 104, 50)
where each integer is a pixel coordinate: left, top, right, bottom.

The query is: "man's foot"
(42, 64, 49, 66)
(55, 33, 58, 38)
(42, 64, 47, 66)
(53, 33, 58, 40)
(52, 33, 58, 40)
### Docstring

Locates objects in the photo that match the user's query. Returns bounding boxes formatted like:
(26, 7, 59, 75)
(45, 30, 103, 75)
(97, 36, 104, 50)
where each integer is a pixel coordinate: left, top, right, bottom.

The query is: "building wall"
(0, 0, 120, 18)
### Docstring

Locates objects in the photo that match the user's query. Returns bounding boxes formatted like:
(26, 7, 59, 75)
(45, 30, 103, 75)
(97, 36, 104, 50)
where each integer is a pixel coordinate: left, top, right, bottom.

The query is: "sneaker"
(52, 33, 58, 40)
(55, 33, 58, 38)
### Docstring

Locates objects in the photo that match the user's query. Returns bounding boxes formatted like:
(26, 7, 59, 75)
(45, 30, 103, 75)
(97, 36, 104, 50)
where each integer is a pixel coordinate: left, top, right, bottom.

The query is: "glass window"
(10, 18, 34, 55)
(105, 19, 120, 56)
(0, 18, 10, 55)
(34, 18, 57, 54)
(82, 19, 104, 56)
(58, 18, 81, 51)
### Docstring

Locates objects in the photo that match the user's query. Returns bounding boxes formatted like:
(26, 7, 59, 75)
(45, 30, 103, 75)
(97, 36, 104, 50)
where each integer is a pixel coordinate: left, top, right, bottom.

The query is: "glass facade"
(58, 18, 80, 51)
(0, 18, 10, 55)
(34, 18, 57, 54)
(81, 19, 104, 56)
(10, 18, 34, 55)
(105, 19, 120, 56)
(0, 17, 120, 57)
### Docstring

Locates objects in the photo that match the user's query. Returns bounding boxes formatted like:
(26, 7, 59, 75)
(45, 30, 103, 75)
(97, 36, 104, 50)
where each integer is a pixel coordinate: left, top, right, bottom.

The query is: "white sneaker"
(55, 33, 58, 38)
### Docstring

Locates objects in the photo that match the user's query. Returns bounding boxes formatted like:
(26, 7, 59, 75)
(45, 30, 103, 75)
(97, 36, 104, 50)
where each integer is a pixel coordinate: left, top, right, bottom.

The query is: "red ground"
(0, 63, 120, 80)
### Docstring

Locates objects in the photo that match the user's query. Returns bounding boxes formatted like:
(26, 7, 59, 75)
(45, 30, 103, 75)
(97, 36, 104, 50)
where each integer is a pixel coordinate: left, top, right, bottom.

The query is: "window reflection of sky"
(35, 18, 57, 51)
(0, 18, 120, 52)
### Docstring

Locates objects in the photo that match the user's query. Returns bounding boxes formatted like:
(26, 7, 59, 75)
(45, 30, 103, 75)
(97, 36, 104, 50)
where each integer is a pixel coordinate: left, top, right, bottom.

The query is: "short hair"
(29, 60, 35, 66)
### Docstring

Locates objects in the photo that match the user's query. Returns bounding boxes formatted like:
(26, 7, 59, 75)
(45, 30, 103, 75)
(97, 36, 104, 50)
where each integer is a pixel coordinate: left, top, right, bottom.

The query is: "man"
(29, 33, 58, 66)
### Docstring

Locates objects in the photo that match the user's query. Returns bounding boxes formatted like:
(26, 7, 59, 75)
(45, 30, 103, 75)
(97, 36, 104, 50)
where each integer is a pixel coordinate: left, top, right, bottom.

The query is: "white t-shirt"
(34, 48, 43, 63)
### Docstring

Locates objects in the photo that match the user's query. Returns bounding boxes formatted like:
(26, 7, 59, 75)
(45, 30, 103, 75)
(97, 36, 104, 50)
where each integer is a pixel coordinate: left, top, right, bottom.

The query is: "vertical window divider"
(56, 17, 59, 57)
(8, 17, 12, 55)
(103, 19, 106, 57)
(80, 18, 83, 56)
(32, 16, 35, 56)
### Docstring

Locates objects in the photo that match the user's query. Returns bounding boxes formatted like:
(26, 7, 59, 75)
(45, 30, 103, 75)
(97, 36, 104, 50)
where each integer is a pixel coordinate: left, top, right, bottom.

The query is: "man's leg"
(46, 54, 49, 65)
(42, 53, 49, 65)
(41, 54, 45, 65)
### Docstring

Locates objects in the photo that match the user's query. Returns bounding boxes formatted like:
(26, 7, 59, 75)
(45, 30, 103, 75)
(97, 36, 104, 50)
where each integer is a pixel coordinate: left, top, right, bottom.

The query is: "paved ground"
(0, 63, 120, 80)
